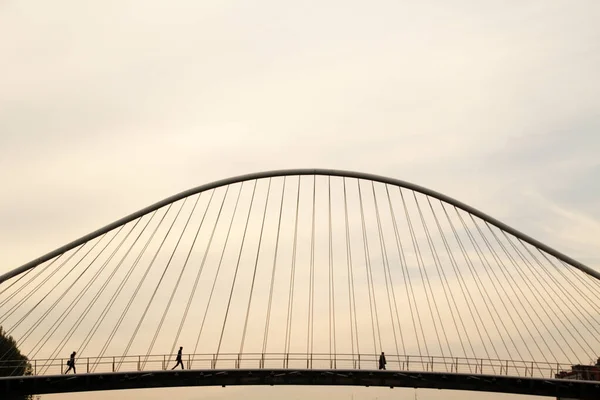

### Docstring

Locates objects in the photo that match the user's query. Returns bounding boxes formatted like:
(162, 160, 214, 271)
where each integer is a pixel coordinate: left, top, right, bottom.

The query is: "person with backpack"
(65, 351, 76, 374)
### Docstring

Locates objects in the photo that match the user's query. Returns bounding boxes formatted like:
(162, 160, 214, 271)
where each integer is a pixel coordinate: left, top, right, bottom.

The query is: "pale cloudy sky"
(1, 1, 599, 399)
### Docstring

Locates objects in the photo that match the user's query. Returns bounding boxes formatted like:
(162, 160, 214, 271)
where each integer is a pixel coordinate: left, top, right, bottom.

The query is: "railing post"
(112, 356, 115, 373)
(34, 360, 37, 376)
(137, 356, 141, 371)
(261, 353, 264, 369)
(505, 360, 509, 376)
(163, 355, 166, 370)
(87, 357, 90, 374)
(188, 354, 191, 370)
(531, 362, 534, 377)
(358, 354, 361, 370)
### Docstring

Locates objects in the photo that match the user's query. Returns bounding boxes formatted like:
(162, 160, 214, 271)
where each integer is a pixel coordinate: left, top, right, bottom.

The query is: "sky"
(1, 1, 599, 399)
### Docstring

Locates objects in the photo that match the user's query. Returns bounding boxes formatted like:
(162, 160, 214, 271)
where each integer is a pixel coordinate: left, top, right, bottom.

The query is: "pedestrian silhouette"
(65, 351, 76, 374)
(171, 346, 184, 370)
(378, 352, 386, 370)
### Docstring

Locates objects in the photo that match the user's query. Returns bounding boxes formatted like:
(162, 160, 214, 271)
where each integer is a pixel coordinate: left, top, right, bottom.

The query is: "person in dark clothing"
(65, 351, 76, 374)
(171, 346, 184, 370)
(378, 352, 386, 370)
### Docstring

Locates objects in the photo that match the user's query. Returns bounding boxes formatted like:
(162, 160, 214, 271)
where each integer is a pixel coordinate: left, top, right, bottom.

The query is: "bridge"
(1, 169, 599, 399)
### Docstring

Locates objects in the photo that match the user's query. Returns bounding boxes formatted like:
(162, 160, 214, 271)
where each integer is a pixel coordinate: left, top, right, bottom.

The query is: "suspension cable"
(427, 198, 477, 370)
(448, 207, 527, 367)
(411, 191, 451, 359)
(0, 268, 33, 300)
(169, 189, 218, 358)
(307, 176, 316, 357)
(0, 255, 64, 311)
(93, 205, 174, 370)
(505, 232, 600, 352)
(328, 176, 337, 359)
(192, 184, 244, 356)
(371, 182, 401, 361)
(240, 178, 272, 354)
(142, 194, 205, 367)
(262, 177, 286, 355)
(2, 245, 88, 334)
(482, 221, 588, 362)
(119, 199, 189, 367)
(215, 180, 259, 357)
(386, 186, 424, 362)
(39, 221, 141, 373)
(78, 211, 158, 357)
(439, 204, 497, 364)
(343, 178, 360, 357)
(29, 226, 127, 367)
(284, 177, 301, 356)
(456, 210, 554, 364)
(357, 179, 382, 354)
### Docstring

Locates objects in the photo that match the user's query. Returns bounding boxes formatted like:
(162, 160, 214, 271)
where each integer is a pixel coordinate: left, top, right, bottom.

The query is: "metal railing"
(0, 353, 575, 380)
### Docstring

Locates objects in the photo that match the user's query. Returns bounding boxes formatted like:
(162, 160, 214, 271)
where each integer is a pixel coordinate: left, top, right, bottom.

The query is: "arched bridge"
(1, 169, 599, 399)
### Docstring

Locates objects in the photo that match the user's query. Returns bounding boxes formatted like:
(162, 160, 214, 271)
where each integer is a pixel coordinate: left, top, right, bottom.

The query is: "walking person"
(378, 352, 387, 370)
(171, 346, 184, 370)
(65, 351, 76, 374)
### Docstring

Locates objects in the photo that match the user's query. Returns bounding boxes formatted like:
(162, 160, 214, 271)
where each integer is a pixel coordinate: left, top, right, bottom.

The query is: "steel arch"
(1, 168, 598, 283)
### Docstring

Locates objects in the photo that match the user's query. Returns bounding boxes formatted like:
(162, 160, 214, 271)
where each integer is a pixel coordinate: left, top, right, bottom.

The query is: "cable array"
(1, 174, 598, 376)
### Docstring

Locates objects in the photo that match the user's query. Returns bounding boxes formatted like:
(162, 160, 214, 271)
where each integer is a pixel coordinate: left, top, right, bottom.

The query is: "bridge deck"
(0, 352, 576, 378)
(2, 368, 600, 399)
